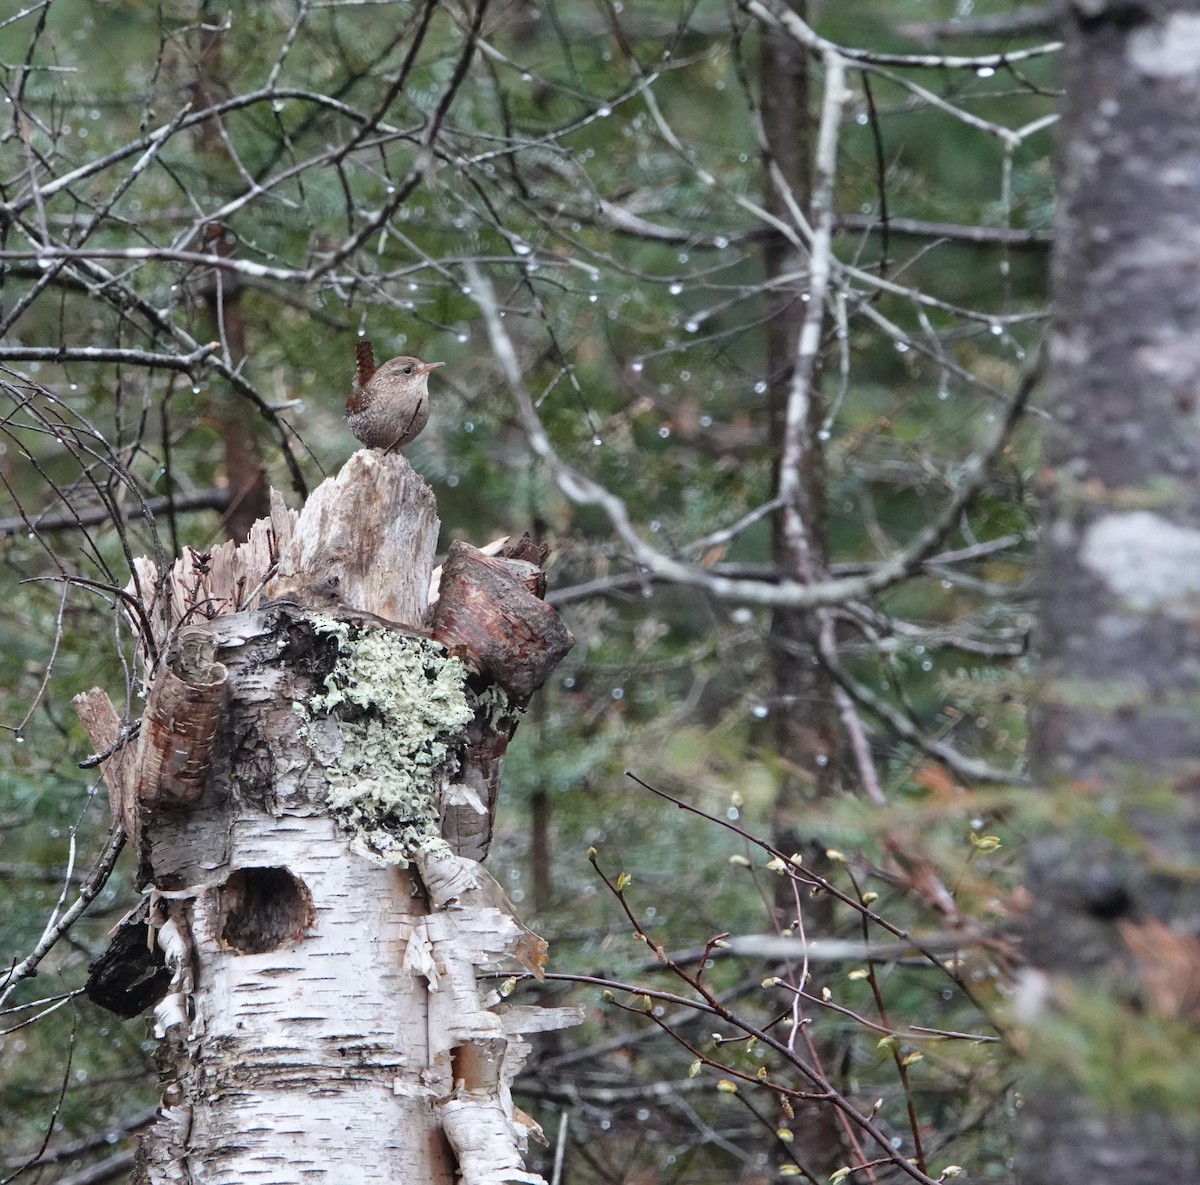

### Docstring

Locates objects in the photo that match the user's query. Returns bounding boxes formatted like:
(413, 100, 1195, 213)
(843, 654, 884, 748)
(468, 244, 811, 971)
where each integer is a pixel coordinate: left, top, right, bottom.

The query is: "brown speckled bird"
(345, 339, 443, 452)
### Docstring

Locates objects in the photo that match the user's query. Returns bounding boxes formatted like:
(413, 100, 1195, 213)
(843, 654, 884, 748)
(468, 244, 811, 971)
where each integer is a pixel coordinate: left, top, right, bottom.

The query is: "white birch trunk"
(78, 453, 579, 1185)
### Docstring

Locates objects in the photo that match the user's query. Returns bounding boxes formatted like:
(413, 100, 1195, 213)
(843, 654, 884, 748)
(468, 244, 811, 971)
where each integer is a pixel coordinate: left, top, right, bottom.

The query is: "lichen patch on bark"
(1080, 511, 1200, 614)
(302, 620, 473, 864)
(1130, 14, 1200, 78)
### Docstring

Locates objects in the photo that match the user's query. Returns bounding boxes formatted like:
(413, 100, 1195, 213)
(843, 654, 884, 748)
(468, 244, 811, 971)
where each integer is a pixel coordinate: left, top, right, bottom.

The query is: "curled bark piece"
(152, 902, 197, 1038)
(417, 850, 548, 979)
(429, 540, 574, 704)
(440, 1094, 544, 1185)
(136, 625, 227, 811)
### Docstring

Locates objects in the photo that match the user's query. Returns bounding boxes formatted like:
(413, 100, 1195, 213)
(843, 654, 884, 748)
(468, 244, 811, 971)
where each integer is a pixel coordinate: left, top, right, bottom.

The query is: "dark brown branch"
(4, 1109, 155, 1171)
(0, 489, 233, 537)
(0, 344, 219, 368)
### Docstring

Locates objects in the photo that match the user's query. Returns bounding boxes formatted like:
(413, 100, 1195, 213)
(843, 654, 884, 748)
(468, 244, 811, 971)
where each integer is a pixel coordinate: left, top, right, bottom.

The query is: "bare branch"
(0, 344, 219, 369)
(470, 256, 1038, 611)
(775, 49, 847, 578)
(0, 827, 125, 1008)
(741, 0, 1061, 70)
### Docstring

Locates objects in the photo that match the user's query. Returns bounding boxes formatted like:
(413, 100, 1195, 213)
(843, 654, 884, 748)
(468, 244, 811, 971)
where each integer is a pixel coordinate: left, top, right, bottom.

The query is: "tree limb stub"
(72, 687, 134, 833)
(430, 538, 575, 703)
(430, 536, 575, 862)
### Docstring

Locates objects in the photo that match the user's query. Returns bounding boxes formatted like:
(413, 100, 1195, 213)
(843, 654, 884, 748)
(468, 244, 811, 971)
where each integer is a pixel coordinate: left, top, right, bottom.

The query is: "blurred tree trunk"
(760, 6, 846, 1175)
(1022, 2, 1200, 1180)
(193, 2, 269, 543)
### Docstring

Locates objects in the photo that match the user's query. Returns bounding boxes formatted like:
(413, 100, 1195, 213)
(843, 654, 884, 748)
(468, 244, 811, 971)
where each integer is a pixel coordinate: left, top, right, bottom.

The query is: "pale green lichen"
(472, 681, 518, 730)
(304, 621, 474, 865)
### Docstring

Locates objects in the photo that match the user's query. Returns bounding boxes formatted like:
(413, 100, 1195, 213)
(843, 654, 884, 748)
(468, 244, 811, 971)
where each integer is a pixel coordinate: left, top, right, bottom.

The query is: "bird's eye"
(403, 366, 413, 374)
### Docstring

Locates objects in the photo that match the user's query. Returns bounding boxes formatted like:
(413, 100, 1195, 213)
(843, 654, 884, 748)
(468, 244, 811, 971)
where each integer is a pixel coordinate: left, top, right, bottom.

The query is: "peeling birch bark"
(135, 626, 227, 811)
(80, 452, 576, 1185)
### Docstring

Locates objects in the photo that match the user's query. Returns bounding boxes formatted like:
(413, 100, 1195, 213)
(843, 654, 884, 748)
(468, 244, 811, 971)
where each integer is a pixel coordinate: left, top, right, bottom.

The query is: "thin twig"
(0, 827, 125, 1008)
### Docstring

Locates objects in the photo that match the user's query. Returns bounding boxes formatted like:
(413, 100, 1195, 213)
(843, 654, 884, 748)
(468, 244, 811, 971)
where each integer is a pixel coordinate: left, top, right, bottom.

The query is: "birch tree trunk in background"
(77, 452, 577, 1185)
(759, 7, 846, 1174)
(1022, 2, 1200, 1180)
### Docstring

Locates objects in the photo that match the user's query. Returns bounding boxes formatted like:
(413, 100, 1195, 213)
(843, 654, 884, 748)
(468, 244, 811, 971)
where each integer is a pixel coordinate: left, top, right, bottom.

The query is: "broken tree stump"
(74, 451, 578, 1185)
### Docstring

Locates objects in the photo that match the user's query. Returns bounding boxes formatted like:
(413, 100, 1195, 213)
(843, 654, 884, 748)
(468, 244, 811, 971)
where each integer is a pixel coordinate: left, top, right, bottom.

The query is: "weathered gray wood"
(269, 451, 439, 626)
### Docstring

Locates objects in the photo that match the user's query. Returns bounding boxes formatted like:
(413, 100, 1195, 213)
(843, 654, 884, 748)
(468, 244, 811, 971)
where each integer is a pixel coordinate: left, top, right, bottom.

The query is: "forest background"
(1, 1, 1183, 1183)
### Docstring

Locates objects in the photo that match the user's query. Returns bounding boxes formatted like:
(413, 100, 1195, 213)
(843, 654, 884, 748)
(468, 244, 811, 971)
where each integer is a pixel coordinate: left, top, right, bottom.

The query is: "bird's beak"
(417, 361, 444, 376)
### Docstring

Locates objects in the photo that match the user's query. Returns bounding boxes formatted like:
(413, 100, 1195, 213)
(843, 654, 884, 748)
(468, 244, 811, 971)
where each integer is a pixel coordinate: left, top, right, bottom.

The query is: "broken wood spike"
(267, 451, 439, 627)
(73, 687, 136, 833)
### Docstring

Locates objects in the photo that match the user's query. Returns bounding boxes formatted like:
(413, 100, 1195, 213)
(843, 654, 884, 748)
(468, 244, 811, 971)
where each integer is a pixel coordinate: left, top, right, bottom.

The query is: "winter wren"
(345, 339, 443, 451)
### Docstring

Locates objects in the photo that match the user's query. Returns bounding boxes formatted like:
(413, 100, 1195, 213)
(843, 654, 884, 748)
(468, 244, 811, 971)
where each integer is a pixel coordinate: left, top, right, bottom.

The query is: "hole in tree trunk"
(219, 866, 314, 954)
(451, 1038, 505, 1091)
